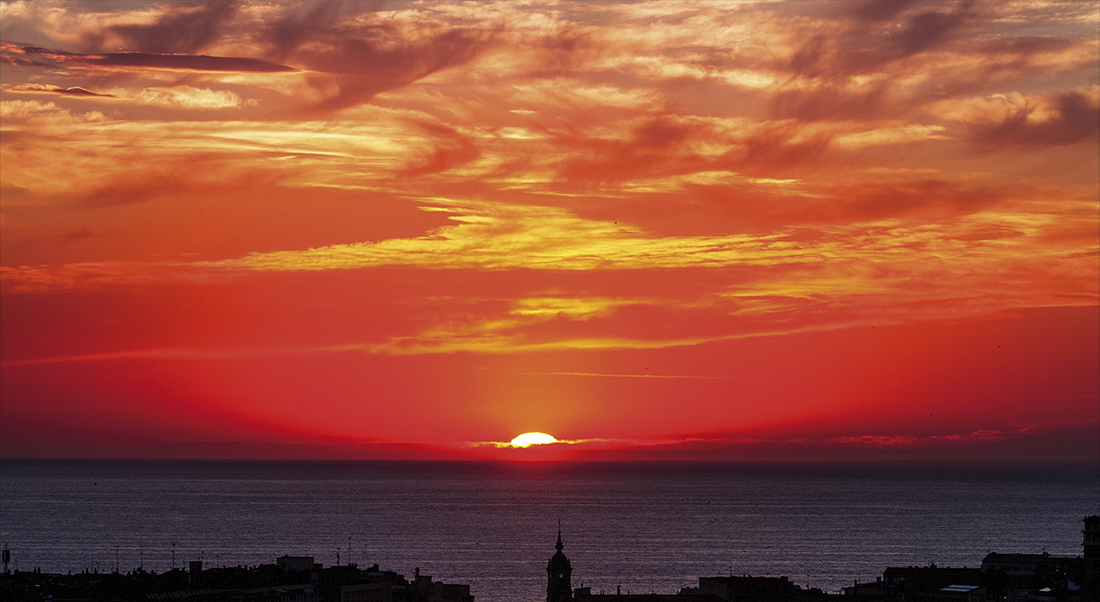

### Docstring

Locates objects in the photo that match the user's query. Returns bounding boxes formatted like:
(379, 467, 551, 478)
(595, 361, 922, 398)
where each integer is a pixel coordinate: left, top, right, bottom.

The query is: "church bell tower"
(547, 528, 572, 602)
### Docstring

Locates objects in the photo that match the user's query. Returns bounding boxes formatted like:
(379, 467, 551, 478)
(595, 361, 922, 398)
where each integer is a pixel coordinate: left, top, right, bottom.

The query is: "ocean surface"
(1, 459, 1096, 601)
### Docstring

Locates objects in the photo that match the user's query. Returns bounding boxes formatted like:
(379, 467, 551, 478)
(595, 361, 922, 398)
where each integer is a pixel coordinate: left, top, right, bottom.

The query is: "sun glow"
(510, 432, 558, 448)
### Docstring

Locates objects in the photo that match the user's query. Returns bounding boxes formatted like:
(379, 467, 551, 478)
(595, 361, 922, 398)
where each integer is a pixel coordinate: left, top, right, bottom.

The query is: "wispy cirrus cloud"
(971, 90, 1100, 149)
(829, 429, 1023, 448)
(130, 86, 254, 109)
(6, 81, 251, 109)
(2, 194, 1094, 361)
(6, 83, 116, 97)
(519, 372, 756, 380)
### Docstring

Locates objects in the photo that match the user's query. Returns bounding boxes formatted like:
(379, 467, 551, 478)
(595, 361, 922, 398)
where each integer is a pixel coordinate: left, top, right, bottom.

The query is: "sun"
(510, 432, 558, 448)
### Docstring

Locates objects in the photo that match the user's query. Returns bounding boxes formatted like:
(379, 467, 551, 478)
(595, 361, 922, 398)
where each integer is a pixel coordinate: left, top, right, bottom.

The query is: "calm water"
(1, 460, 1096, 601)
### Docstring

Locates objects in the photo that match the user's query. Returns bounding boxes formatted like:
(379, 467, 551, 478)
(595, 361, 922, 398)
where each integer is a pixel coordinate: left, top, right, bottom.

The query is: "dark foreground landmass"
(1, 552, 1097, 602)
(1, 560, 472, 602)
(3, 515, 1097, 602)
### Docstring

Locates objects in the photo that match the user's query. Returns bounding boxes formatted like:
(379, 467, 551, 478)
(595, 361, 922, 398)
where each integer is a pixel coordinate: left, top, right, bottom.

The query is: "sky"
(1, 0, 1097, 462)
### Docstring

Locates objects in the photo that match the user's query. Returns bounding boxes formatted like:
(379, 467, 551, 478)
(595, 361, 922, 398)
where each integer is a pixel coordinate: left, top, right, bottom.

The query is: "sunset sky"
(1, 0, 1097, 461)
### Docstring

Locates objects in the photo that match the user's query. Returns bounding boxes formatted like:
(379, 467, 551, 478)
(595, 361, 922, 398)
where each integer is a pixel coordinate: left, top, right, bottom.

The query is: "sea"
(1, 459, 1097, 601)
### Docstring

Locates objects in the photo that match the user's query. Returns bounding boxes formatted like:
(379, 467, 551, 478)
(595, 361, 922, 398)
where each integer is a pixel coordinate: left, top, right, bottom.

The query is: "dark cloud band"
(1, 42, 294, 73)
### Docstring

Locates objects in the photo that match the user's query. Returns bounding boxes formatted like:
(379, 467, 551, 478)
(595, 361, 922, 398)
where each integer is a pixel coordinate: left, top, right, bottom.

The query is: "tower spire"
(547, 521, 572, 602)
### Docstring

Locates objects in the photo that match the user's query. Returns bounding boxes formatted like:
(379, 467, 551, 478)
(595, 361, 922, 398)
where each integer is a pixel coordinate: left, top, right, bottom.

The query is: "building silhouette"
(547, 530, 572, 602)
(278, 556, 317, 573)
(1085, 515, 1100, 585)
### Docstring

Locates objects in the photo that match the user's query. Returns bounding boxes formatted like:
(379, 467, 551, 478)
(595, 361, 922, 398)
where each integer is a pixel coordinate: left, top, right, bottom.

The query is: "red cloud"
(972, 91, 1100, 148)
(81, 0, 238, 55)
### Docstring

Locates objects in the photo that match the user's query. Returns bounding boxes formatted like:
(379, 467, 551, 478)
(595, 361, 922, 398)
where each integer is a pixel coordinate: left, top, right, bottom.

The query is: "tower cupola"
(547, 528, 572, 602)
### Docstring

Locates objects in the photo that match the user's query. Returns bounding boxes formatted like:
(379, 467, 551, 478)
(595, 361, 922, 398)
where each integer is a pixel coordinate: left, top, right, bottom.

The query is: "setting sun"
(509, 433, 558, 448)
